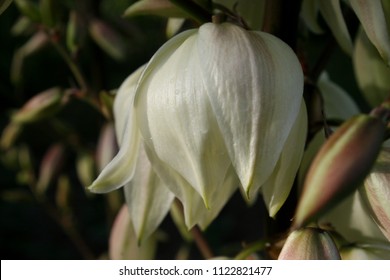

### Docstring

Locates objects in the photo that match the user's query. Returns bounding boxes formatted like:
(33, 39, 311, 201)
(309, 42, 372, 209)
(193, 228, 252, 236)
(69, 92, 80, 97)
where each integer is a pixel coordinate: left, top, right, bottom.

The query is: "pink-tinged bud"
(12, 88, 64, 124)
(96, 123, 118, 172)
(89, 19, 126, 61)
(109, 205, 156, 260)
(361, 146, 390, 241)
(294, 114, 386, 228)
(36, 144, 65, 194)
(278, 227, 341, 260)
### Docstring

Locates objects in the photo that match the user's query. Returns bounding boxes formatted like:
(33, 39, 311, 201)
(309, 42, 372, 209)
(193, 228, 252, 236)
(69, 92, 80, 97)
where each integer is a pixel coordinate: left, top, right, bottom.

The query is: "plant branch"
(190, 225, 214, 259)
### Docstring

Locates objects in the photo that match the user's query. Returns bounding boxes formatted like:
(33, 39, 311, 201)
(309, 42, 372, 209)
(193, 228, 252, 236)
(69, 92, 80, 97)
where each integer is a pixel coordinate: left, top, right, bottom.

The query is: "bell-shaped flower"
(90, 22, 306, 234)
(134, 22, 306, 217)
(89, 64, 236, 239)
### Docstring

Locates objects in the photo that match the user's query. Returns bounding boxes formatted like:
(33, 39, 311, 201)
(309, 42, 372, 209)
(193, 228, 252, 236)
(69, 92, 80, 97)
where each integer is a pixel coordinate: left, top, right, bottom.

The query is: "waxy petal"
(262, 101, 307, 217)
(135, 28, 231, 206)
(124, 143, 174, 243)
(88, 66, 144, 193)
(197, 23, 304, 197)
(144, 144, 238, 229)
(349, 0, 390, 65)
(294, 115, 386, 228)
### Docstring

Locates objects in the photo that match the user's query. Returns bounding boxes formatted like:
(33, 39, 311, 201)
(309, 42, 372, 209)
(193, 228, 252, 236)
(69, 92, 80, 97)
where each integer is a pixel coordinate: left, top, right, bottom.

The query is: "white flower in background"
(89, 22, 306, 235)
(353, 27, 390, 107)
(301, 0, 390, 64)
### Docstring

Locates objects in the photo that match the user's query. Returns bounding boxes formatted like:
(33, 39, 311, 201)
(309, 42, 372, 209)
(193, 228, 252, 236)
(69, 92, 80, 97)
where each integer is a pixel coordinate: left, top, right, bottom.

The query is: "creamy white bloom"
(135, 22, 305, 214)
(90, 22, 306, 232)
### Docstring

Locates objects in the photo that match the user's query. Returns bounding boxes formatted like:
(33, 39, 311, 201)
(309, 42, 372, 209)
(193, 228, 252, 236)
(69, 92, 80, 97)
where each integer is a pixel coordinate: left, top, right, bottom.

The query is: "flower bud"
(278, 227, 341, 260)
(11, 87, 63, 124)
(294, 114, 386, 228)
(89, 19, 126, 61)
(361, 145, 390, 241)
(36, 144, 65, 194)
(123, 0, 189, 18)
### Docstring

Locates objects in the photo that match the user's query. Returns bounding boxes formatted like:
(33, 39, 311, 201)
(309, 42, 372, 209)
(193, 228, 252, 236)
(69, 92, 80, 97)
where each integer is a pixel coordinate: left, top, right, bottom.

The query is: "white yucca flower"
(89, 22, 306, 238)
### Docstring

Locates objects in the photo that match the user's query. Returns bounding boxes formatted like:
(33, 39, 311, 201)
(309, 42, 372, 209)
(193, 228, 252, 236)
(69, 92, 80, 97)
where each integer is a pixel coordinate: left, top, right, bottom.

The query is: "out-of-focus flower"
(353, 27, 390, 107)
(89, 22, 306, 235)
(278, 227, 341, 260)
(301, 0, 390, 64)
(360, 142, 390, 241)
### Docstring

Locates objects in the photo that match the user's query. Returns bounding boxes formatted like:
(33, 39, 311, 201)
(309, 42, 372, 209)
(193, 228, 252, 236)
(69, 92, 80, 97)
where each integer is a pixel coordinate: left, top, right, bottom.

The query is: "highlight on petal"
(349, 0, 390, 65)
(135, 28, 231, 207)
(262, 101, 307, 217)
(124, 143, 174, 243)
(197, 23, 304, 197)
(88, 66, 145, 193)
(318, 0, 353, 55)
(109, 205, 157, 260)
(353, 27, 390, 107)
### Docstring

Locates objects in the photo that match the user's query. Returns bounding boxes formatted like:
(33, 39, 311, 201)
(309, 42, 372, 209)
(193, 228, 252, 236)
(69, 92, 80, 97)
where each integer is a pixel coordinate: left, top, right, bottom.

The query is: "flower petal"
(353, 27, 390, 106)
(88, 66, 144, 193)
(135, 28, 231, 207)
(124, 143, 174, 243)
(318, 0, 353, 55)
(318, 72, 360, 120)
(262, 101, 307, 217)
(349, 0, 390, 65)
(144, 144, 237, 229)
(197, 23, 304, 197)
